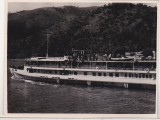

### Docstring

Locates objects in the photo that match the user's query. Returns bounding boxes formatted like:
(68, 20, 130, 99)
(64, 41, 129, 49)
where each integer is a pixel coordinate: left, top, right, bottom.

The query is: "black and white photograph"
(7, 1, 157, 115)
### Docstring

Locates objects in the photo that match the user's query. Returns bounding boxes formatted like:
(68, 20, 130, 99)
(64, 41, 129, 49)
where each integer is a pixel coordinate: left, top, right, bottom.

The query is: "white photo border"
(1, 0, 159, 118)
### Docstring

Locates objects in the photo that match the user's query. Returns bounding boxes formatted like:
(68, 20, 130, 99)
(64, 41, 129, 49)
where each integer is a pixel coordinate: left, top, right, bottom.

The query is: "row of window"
(27, 69, 155, 79)
(83, 72, 154, 78)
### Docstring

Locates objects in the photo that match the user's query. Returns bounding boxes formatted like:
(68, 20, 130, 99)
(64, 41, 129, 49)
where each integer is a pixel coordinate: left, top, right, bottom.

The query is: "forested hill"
(8, 3, 157, 58)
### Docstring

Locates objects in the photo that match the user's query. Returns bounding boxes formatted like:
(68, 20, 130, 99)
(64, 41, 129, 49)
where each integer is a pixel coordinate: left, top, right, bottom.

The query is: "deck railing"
(27, 65, 156, 71)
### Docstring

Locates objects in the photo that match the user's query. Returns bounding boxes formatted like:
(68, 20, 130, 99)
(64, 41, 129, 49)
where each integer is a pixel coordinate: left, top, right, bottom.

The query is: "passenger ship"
(9, 49, 156, 89)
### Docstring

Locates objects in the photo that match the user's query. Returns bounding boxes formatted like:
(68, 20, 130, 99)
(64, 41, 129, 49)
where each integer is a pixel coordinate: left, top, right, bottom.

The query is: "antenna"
(43, 32, 52, 58)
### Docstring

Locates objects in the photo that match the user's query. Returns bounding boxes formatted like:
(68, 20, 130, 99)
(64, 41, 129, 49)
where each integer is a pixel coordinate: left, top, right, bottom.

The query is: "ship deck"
(28, 66, 156, 74)
(13, 70, 156, 85)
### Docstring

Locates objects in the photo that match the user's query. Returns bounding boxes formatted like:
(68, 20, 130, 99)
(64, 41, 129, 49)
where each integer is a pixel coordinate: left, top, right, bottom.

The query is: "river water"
(7, 60, 156, 113)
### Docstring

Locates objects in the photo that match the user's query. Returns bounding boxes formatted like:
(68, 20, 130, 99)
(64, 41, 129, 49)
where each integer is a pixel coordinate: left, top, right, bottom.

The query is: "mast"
(46, 34, 49, 58)
(44, 32, 52, 58)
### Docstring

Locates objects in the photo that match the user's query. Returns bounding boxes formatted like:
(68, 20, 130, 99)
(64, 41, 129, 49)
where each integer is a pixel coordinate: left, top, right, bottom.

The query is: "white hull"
(9, 67, 156, 86)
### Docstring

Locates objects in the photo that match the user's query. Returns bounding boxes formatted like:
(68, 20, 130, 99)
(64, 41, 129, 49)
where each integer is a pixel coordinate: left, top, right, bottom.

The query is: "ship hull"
(9, 68, 156, 90)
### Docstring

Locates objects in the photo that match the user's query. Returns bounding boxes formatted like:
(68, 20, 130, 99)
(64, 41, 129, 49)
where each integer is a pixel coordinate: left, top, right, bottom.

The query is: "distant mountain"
(8, 3, 157, 58)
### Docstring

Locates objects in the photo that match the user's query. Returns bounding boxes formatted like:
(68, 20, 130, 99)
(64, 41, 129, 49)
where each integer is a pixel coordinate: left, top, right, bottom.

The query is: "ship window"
(63, 70, 69, 75)
(98, 73, 102, 76)
(49, 70, 52, 74)
(93, 72, 96, 76)
(142, 74, 145, 78)
(74, 72, 77, 75)
(115, 73, 119, 77)
(146, 74, 148, 78)
(135, 74, 138, 78)
(129, 74, 132, 77)
(46, 61, 50, 65)
(125, 73, 127, 77)
(120, 73, 124, 77)
(109, 73, 113, 77)
(84, 72, 87, 75)
(41, 70, 44, 73)
(139, 74, 141, 78)
(55, 70, 57, 74)
(46, 70, 49, 73)
(149, 74, 152, 78)
(103, 73, 106, 76)
(29, 69, 33, 73)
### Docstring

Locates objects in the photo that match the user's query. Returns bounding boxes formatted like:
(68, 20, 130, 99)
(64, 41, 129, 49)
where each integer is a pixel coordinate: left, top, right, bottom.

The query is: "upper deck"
(25, 57, 156, 72)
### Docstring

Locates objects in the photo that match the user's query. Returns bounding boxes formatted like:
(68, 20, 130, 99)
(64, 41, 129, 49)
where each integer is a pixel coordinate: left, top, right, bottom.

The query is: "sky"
(8, 2, 157, 13)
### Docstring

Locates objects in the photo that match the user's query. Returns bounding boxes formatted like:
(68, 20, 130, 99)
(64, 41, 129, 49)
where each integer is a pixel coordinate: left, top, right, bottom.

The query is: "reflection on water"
(8, 78, 155, 113)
